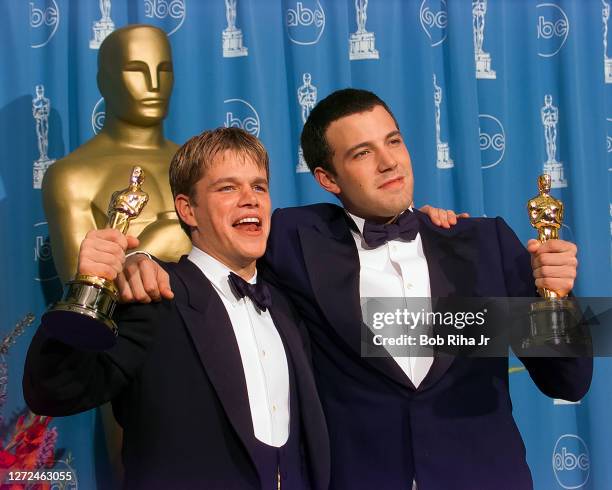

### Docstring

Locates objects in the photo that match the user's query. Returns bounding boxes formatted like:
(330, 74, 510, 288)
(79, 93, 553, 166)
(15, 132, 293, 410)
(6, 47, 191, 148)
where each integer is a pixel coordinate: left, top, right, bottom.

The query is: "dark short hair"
(300, 88, 399, 174)
(169, 127, 270, 236)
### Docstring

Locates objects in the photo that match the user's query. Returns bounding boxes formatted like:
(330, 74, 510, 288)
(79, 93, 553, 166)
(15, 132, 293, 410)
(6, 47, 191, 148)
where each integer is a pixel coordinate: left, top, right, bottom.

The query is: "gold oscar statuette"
(523, 174, 580, 347)
(41, 166, 149, 350)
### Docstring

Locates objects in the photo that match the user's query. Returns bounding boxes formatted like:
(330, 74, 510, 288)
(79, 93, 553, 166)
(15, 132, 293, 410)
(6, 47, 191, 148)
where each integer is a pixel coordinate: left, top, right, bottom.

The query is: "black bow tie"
(228, 272, 272, 311)
(362, 210, 419, 248)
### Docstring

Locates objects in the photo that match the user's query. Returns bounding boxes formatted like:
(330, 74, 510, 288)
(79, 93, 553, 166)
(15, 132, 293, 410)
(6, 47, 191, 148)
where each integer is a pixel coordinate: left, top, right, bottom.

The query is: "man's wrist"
(125, 250, 153, 261)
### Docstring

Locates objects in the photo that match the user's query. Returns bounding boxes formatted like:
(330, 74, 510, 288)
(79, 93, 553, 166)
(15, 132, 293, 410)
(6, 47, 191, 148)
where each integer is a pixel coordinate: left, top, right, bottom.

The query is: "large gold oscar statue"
(42, 24, 190, 284)
(41, 25, 190, 487)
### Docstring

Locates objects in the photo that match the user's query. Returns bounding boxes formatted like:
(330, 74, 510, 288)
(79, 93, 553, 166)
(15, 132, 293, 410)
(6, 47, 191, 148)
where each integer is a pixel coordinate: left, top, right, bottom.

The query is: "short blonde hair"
(169, 127, 270, 236)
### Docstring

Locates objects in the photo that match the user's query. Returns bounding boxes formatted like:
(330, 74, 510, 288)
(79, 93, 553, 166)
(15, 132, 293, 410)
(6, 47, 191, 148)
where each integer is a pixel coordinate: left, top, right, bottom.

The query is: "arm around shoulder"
(261, 208, 305, 289)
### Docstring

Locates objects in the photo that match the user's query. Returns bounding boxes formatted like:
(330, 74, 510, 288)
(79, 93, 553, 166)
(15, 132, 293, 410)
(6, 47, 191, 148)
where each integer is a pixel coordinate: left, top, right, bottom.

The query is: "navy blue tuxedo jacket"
(24, 257, 330, 490)
(261, 203, 592, 490)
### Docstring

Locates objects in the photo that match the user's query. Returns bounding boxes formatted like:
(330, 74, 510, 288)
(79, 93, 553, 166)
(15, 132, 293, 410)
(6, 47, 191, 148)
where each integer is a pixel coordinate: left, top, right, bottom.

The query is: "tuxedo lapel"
(267, 287, 330, 488)
(298, 208, 416, 391)
(415, 212, 481, 391)
(267, 290, 312, 392)
(171, 257, 261, 475)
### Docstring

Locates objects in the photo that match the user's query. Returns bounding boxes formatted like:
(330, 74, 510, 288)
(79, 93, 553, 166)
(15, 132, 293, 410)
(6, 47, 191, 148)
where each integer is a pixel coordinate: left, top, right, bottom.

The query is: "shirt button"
(272, 404, 277, 412)
(405, 282, 413, 289)
(262, 349, 266, 357)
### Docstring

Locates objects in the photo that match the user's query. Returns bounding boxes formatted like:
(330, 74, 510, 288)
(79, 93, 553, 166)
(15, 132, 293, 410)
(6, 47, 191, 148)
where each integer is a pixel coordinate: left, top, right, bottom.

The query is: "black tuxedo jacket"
(261, 203, 592, 490)
(23, 256, 330, 490)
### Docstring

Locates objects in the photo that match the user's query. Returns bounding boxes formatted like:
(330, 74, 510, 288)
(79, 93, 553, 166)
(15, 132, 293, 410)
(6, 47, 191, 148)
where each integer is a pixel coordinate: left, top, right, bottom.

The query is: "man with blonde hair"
(25, 127, 330, 490)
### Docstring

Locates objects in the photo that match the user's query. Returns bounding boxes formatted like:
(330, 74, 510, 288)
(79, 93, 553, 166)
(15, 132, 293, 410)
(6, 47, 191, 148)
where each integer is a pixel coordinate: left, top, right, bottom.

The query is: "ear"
(175, 194, 198, 227)
(313, 167, 341, 195)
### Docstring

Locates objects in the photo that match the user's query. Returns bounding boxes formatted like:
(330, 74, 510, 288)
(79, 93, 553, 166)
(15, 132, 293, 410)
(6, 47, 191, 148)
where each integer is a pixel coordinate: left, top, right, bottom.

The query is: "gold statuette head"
(527, 173, 564, 242)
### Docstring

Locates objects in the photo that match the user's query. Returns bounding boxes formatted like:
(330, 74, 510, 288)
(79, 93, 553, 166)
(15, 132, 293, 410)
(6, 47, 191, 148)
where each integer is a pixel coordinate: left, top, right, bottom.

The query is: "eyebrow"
(343, 130, 402, 158)
(209, 176, 269, 187)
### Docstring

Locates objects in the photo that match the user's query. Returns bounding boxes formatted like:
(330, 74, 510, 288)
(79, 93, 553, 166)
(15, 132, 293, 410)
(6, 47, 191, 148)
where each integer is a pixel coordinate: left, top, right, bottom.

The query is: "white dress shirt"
(188, 246, 290, 447)
(347, 211, 434, 388)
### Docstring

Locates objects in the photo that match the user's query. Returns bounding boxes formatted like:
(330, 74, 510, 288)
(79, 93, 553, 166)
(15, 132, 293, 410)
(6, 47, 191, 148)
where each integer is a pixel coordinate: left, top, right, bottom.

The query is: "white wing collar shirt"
(347, 210, 434, 388)
(188, 246, 290, 447)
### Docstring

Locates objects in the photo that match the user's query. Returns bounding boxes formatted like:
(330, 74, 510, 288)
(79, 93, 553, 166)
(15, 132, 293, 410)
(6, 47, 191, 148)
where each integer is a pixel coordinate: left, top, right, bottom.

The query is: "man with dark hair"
(261, 88, 590, 489)
(24, 127, 330, 490)
(300, 89, 398, 175)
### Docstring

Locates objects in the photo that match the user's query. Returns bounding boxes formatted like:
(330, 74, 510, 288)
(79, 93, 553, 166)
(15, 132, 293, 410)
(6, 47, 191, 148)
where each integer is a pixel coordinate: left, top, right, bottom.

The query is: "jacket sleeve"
(261, 208, 315, 298)
(495, 217, 593, 401)
(263, 210, 315, 366)
(261, 208, 295, 290)
(22, 299, 170, 416)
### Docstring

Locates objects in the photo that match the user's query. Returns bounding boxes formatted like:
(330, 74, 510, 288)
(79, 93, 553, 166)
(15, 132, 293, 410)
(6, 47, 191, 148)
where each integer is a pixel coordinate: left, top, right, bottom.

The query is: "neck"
(346, 206, 411, 225)
(102, 114, 166, 149)
(230, 263, 257, 281)
(385, 214, 401, 224)
(196, 243, 257, 281)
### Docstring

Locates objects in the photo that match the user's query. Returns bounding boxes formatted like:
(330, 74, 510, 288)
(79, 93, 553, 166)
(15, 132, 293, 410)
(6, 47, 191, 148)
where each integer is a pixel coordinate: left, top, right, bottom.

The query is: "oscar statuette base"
(41, 275, 119, 351)
(521, 297, 583, 349)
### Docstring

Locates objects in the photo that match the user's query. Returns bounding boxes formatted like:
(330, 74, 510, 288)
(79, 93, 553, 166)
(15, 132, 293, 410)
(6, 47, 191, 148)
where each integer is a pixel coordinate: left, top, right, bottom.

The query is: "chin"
(378, 203, 408, 218)
(240, 246, 266, 262)
(391, 197, 412, 213)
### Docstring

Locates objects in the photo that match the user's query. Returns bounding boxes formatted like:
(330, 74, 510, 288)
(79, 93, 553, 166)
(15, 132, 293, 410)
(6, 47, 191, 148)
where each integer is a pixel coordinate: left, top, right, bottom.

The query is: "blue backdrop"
(0, 0, 611, 489)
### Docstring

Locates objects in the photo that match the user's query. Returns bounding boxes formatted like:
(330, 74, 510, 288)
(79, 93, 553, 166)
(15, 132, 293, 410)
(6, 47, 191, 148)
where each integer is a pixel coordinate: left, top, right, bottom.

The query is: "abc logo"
(91, 98, 105, 135)
(419, 0, 449, 46)
(33, 221, 59, 283)
(552, 434, 590, 489)
(536, 3, 569, 57)
(286, 1, 325, 45)
(30, 0, 60, 48)
(144, 0, 186, 36)
(34, 235, 52, 262)
(478, 114, 505, 169)
(224, 98, 260, 137)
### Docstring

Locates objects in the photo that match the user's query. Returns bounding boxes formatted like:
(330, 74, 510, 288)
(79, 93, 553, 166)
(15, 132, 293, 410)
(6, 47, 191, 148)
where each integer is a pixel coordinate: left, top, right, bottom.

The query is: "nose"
(377, 147, 398, 172)
(238, 186, 258, 207)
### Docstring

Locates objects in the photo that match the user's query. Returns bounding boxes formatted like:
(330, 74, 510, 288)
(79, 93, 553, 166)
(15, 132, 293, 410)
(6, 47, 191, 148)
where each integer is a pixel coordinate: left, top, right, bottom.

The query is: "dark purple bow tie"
(362, 210, 419, 248)
(228, 272, 272, 312)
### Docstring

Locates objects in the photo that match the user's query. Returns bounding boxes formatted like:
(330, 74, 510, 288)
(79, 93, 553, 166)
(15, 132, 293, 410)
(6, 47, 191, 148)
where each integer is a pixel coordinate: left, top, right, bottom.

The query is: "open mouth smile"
(232, 216, 263, 234)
